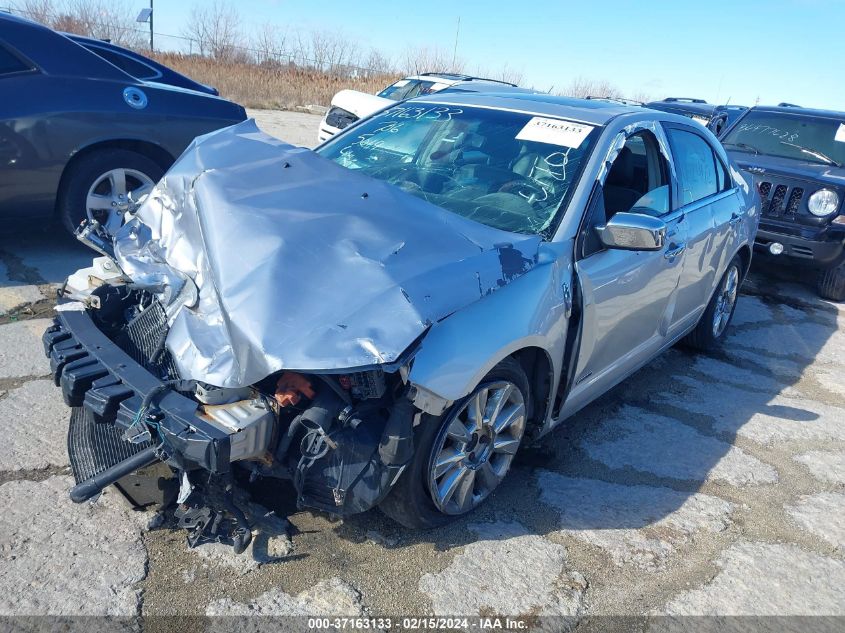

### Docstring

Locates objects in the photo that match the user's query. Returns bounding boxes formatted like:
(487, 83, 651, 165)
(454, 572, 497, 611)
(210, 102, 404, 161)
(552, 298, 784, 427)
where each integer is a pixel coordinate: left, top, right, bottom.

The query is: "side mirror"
(596, 212, 667, 251)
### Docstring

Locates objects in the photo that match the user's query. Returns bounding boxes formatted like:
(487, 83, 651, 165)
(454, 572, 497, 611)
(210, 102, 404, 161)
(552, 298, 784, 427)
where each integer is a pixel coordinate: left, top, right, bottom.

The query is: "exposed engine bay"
(47, 276, 416, 552)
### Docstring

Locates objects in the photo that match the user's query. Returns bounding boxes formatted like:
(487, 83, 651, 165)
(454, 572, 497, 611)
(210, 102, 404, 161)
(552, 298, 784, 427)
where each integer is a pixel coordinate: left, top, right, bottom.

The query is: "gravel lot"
(0, 109, 843, 622)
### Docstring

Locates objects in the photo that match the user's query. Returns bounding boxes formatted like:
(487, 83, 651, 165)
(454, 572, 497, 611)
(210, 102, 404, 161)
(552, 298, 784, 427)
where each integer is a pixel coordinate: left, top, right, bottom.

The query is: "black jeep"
(721, 105, 845, 301)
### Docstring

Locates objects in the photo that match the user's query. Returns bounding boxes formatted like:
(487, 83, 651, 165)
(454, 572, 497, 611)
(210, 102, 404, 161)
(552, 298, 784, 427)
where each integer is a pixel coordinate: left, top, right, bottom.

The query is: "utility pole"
(149, 0, 154, 52)
(452, 16, 460, 70)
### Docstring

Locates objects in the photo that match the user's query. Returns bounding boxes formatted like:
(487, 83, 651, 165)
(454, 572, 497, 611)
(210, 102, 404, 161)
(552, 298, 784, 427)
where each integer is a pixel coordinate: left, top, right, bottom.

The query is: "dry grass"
(149, 52, 399, 109)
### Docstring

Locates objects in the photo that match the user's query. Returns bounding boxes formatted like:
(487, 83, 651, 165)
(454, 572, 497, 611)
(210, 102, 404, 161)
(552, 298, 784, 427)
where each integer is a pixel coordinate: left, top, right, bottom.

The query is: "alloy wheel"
(712, 265, 739, 338)
(86, 168, 155, 235)
(427, 380, 526, 515)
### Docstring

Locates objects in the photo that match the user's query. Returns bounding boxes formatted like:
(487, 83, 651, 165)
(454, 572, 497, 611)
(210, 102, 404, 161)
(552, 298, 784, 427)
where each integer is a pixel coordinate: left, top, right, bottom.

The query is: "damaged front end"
(44, 291, 417, 551)
(44, 119, 542, 551)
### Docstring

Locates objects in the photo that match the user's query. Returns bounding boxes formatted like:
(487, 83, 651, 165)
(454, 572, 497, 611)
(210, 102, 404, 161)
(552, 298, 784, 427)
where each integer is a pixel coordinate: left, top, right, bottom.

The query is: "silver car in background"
(45, 93, 758, 549)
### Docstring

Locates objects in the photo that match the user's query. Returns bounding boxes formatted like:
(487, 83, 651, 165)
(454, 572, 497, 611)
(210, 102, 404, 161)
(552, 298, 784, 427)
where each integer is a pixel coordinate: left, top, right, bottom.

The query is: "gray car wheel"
(427, 380, 526, 515)
(684, 254, 743, 351)
(379, 358, 530, 529)
(711, 264, 739, 338)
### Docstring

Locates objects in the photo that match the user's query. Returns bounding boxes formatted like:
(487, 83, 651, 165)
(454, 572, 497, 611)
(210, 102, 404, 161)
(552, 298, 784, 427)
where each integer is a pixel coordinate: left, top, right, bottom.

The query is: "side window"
(405, 81, 436, 98)
(580, 131, 669, 258)
(666, 128, 718, 205)
(0, 44, 30, 76)
(84, 44, 159, 80)
(602, 131, 669, 221)
(715, 154, 731, 191)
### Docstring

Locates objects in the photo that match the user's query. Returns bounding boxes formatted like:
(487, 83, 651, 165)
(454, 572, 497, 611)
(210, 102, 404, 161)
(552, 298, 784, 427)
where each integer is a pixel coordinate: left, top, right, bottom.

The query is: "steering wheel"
(397, 179, 423, 193)
(498, 178, 549, 206)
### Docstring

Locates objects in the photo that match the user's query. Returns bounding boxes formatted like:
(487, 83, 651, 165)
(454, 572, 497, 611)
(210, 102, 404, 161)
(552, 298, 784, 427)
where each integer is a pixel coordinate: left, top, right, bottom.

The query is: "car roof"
(0, 10, 31, 26)
(750, 104, 845, 120)
(646, 99, 716, 115)
(406, 72, 518, 87)
(407, 92, 647, 125)
(0, 10, 134, 81)
(440, 84, 541, 96)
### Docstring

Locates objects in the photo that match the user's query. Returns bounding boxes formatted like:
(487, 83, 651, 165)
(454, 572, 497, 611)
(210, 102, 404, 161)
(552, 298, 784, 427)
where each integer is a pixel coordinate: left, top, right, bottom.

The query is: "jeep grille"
(758, 180, 805, 218)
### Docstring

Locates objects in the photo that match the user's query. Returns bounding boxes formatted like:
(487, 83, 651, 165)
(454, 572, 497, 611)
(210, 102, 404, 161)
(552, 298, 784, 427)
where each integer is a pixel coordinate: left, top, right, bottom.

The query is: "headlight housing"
(808, 189, 840, 217)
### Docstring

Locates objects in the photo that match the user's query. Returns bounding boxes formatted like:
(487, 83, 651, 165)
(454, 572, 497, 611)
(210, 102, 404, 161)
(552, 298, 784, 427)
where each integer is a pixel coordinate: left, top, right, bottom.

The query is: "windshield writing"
(316, 104, 598, 236)
(722, 112, 845, 166)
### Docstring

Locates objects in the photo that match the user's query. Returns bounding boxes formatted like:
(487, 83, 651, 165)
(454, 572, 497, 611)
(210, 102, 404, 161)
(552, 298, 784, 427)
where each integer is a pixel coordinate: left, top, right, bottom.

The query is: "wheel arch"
(736, 243, 752, 282)
(54, 139, 175, 216)
(407, 251, 571, 430)
(511, 346, 554, 436)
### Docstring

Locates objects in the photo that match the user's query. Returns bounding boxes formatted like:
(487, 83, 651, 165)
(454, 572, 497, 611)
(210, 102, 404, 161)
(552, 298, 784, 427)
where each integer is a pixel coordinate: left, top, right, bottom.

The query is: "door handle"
(729, 213, 743, 227)
(664, 242, 687, 260)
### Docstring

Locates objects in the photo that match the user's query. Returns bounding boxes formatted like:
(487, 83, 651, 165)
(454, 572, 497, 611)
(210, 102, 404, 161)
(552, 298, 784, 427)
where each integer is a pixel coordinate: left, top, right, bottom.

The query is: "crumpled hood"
(114, 120, 542, 388)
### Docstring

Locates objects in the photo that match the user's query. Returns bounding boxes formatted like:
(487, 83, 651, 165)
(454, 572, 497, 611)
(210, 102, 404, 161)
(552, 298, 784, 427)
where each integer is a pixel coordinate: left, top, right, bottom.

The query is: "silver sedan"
(47, 92, 759, 547)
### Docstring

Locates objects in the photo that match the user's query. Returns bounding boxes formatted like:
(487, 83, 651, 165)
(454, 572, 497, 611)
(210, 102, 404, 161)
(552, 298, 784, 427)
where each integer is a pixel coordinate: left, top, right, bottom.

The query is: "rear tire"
(817, 264, 845, 301)
(379, 358, 530, 529)
(684, 255, 743, 351)
(58, 149, 163, 235)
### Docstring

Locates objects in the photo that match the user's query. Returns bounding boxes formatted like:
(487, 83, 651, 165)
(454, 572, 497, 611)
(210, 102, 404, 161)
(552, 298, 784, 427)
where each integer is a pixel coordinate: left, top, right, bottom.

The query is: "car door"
(568, 130, 688, 404)
(0, 41, 49, 218)
(663, 125, 738, 329)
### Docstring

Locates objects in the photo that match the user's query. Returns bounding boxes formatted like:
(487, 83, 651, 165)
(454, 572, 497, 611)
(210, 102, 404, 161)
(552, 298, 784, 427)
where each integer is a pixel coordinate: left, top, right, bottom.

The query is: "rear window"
(377, 79, 439, 101)
(83, 44, 159, 80)
(0, 44, 29, 76)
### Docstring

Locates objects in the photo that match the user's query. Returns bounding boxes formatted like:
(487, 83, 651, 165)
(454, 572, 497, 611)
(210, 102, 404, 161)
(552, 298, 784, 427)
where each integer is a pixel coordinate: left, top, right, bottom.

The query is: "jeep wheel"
(58, 149, 163, 236)
(684, 255, 742, 351)
(818, 264, 845, 302)
(379, 358, 529, 529)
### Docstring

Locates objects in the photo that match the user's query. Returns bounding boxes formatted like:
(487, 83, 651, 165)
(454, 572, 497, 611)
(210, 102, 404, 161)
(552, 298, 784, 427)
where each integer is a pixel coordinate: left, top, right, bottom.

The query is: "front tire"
(818, 264, 845, 301)
(379, 358, 530, 529)
(684, 255, 742, 351)
(58, 149, 163, 236)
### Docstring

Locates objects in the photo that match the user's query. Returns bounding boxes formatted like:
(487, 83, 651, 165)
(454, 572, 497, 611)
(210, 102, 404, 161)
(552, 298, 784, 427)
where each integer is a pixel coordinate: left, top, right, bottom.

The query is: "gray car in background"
(45, 93, 758, 550)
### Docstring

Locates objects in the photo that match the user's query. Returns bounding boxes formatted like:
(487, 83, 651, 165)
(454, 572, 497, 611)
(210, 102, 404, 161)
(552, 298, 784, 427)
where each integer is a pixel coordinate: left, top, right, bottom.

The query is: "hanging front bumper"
(43, 307, 233, 500)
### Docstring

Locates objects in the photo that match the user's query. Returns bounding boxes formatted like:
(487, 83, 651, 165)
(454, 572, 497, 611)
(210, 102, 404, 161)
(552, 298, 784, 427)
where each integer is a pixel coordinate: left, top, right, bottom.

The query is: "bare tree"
(57, 0, 143, 47)
(300, 29, 359, 75)
(12, 0, 142, 47)
(495, 64, 524, 86)
(560, 76, 623, 100)
(254, 23, 287, 65)
(629, 90, 653, 104)
(361, 48, 394, 77)
(402, 45, 465, 76)
(13, 0, 57, 25)
(183, 1, 243, 60)
(473, 62, 524, 85)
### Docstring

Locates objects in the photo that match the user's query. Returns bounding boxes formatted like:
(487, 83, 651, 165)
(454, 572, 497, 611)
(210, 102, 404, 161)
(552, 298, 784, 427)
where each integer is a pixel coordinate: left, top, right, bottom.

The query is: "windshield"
(722, 111, 845, 167)
(377, 79, 441, 101)
(317, 103, 599, 236)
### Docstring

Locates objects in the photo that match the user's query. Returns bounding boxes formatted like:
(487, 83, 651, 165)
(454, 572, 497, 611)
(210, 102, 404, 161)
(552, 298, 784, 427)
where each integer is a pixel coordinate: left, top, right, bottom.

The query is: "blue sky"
(153, 0, 844, 110)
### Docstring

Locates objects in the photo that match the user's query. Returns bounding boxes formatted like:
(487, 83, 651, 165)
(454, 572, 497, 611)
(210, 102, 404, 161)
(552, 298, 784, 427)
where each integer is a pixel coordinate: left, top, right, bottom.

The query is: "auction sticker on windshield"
(516, 117, 595, 148)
